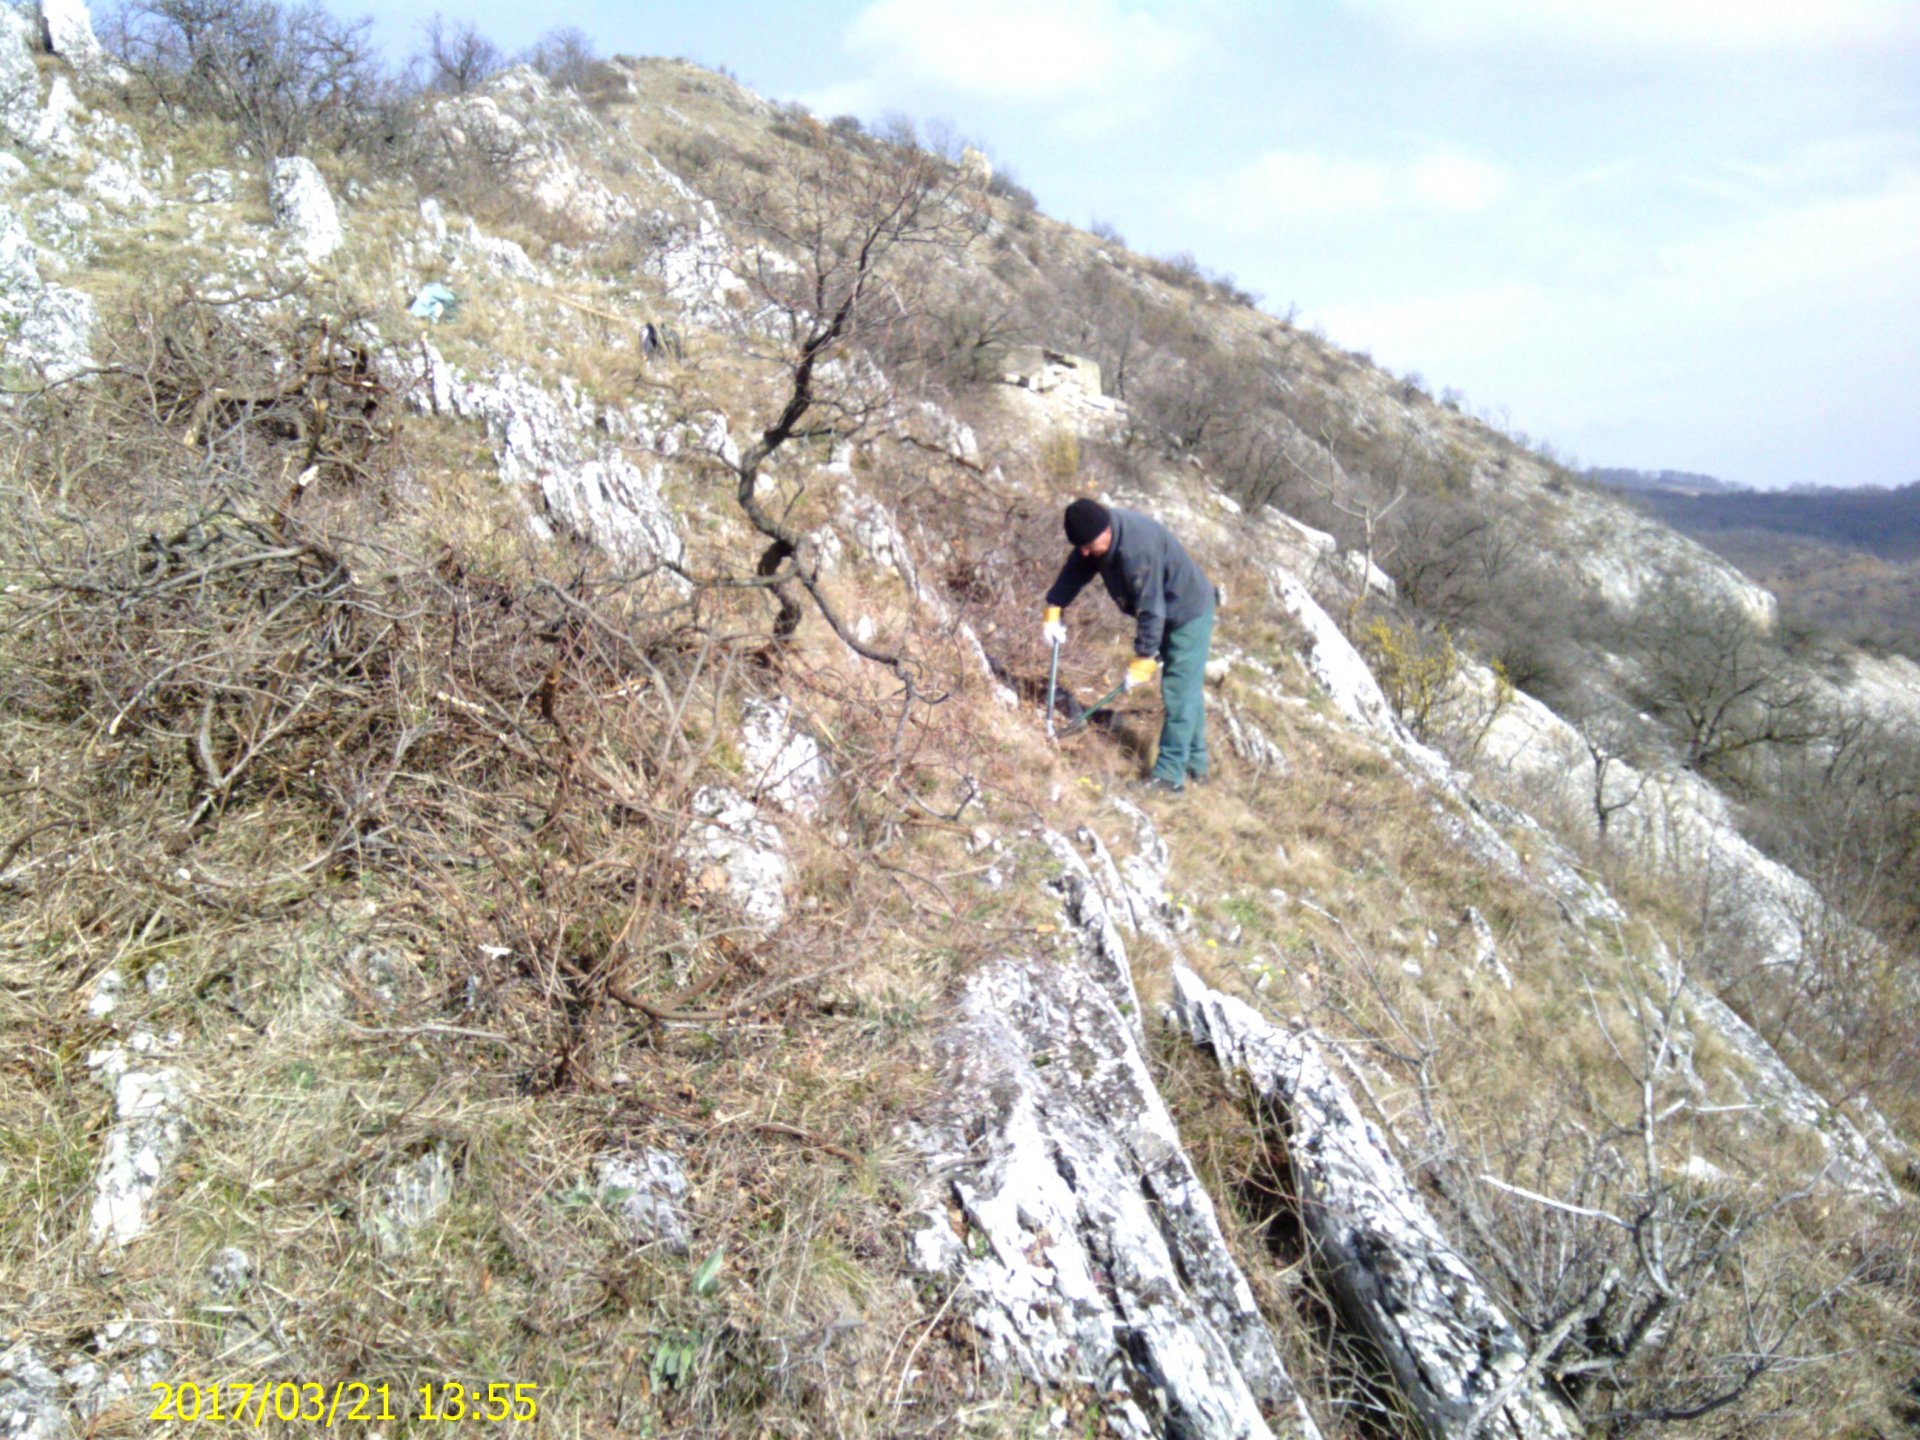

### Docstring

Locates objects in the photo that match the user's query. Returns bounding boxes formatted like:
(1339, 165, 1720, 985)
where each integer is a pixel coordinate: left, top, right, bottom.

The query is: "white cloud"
(1311, 164, 1920, 483)
(827, 0, 1205, 116)
(1346, 0, 1920, 54)
(1182, 145, 1510, 232)
(849, 0, 1201, 99)
(1411, 151, 1510, 210)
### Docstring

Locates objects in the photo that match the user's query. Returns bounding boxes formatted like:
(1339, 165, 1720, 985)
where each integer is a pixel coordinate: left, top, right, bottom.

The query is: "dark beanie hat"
(1064, 498, 1111, 546)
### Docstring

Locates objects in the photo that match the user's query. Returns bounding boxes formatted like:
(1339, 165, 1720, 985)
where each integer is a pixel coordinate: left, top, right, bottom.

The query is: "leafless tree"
(523, 26, 598, 91)
(1465, 958, 1862, 1434)
(694, 138, 983, 699)
(1575, 710, 1658, 843)
(417, 13, 502, 96)
(1628, 578, 1823, 782)
(108, 0, 389, 160)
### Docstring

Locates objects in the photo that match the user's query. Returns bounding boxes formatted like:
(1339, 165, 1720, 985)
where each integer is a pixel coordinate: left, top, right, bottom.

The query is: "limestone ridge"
(1174, 969, 1579, 1440)
(912, 819, 1320, 1440)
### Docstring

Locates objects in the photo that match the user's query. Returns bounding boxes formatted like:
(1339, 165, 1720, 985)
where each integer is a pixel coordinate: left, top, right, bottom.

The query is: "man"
(1043, 498, 1217, 794)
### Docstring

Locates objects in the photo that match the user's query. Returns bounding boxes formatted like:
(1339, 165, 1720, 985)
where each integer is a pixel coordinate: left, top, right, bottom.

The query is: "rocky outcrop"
(407, 343, 685, 571)
(84, 1032, 184, 1249)
(912, 953, 1320, 1440)
(0, 1342, 63, 1440)
(0, 8, 39, 142)
(268, 156, 343, 261)
(0, 203, 95, 381)
(679, 785, 789, 934)
(425, 69, 637, 239)
(37, 0, 108, 76)
(740, 696, 828, 818)
(1173, 968, 1581, 1440)
(1, 1323, 171, 1440)
(1039, 827, 1145, 1030)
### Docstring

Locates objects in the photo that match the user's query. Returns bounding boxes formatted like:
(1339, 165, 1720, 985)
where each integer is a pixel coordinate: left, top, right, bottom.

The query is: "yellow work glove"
(1124, 657, 1159, 691)
(1042, 605, 1067, 647)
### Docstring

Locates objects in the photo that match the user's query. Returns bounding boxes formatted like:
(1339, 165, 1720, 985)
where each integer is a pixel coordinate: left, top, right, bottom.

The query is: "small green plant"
(648, 1245, 726, 1391)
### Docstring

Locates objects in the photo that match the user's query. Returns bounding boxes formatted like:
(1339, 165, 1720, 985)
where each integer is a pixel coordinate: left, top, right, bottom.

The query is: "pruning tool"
(1060, 677, 1129, 736)
(1045, 636, 1062, 739)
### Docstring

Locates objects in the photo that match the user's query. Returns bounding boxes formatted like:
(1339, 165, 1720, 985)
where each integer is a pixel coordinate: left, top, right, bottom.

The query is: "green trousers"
(1151, 603, 1214, 784)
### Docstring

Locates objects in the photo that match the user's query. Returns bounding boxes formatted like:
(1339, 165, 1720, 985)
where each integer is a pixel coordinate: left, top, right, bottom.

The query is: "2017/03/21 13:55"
(147, 1380, 540, 1424)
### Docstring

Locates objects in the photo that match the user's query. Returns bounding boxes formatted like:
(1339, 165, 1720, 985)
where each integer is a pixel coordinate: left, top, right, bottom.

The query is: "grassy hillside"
(1616, 483, 1920, 657)
(3, 12, 1919, 1438)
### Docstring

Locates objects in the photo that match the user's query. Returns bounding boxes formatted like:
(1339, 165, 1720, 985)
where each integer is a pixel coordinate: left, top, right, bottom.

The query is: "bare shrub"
(1626, 578, 1823, 783)
(1454, 961, 1898, 1435)
(692, 138, 983, 693)
(523, 26, 603, 93)
(0, 287, 705, 1089)
(415, 13, 503, 96)
(106, 0, 392, 160)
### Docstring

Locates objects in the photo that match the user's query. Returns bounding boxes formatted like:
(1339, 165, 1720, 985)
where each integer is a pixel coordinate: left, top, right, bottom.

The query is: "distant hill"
(1600, 479, 1920, 656)
(1627, 479, 1920, 561)
(1587, 466, 1745, 495)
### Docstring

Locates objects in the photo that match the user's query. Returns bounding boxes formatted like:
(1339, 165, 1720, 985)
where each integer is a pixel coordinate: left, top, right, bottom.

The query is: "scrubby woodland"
(3, 4, 1918, 1438)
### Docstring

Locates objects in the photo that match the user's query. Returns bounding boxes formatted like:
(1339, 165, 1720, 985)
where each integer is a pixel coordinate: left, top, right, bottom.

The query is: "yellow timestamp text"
(148, 1380, 540, 1426)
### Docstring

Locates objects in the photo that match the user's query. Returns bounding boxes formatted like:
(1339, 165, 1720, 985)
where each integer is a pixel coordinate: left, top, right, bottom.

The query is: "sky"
(340, 1, 1920, 490)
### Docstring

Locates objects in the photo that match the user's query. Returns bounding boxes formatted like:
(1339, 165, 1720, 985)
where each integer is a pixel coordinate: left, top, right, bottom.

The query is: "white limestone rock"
(957, 620, 1018, 706)
(267, 156, 342, 261)
(1038, 828, 1143, 1035)
(0, 204, 95, 382)
(1261, 552, 1623, 927)
(28, 193, 91, 263)
(639, 155, 749, 321)
(0, 1343, 65, 1440)
(371, 1145, 454, 1253)
(1068, 812, 1180, 952)
(81, 156, 152, 210)
(1220, 699, 1289, 776)
(461, 218, 542, 281)
(85, 1036, 185, 1249)
(0, 8, 40, 144)
(59, 1323, 170, 1428)
(837, 487, 946, 615)
(27, 75, 79, 156)
(1265, 561, 1435, 776)
(86, 967, 124, 1018)
(739, 697, 828, 818)
(187, 169, 236, 205)
(681, 786, 788, 934)
(1003, 345, 1102, 399)
(593, 1149, 691, 1253)
(1173, 968, 1580, 1440)
(911, 954, 1322, 1440)
(205, 1245, 255, 1296)
(1461, 906, 1514, 989)
(1106, 796, 1181, 938)
(37, 0, 108, 76)
(401, 344, 685, 571)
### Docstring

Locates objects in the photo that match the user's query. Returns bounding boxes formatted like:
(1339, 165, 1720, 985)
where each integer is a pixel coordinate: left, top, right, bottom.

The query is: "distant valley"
(1591, 470, 1920, 656)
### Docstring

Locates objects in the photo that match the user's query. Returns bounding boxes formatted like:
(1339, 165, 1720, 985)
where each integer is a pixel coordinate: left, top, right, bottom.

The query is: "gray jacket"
(1045, 506, 1215, 658)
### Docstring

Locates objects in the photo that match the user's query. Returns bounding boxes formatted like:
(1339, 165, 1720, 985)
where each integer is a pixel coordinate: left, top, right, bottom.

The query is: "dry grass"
(3, 54, 1915, 1440)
